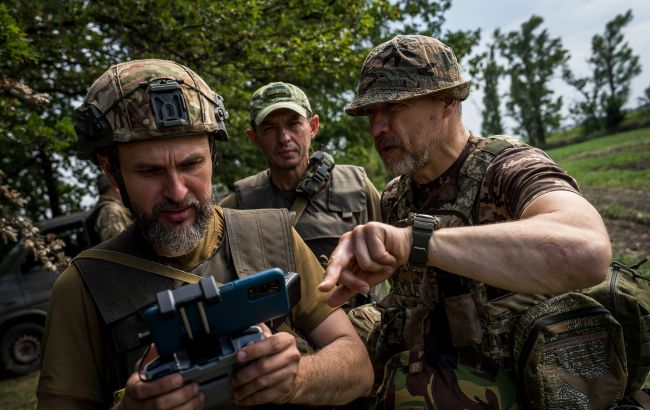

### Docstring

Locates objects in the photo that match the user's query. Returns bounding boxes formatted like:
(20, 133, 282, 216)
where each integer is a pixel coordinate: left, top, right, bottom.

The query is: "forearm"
(289, 335, 373, 405)
(428, 197, 611, 293)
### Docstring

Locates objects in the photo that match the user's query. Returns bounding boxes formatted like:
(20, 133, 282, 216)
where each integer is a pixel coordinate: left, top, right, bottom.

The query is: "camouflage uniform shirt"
(93, 195, 133, 242)
(377, 134, 581, 363)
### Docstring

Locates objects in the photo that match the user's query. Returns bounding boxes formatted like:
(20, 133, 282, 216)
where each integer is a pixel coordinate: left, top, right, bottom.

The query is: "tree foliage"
(0, 0, 479, 220)
(469, 37, 504, 137)
(564, 9, 641, 134)
(496, 15, 568, 146)
(0, 5, 69, 269)
(640, 84, 650, 108)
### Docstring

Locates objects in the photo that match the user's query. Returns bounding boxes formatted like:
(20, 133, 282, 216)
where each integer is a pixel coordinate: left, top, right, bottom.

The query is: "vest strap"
(75, 249, 202, 284)
(290, 194, 309, 226)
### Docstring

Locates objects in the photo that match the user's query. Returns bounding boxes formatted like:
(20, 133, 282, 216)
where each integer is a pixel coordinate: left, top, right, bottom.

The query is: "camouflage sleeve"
(380, 176, 401, 223)
(95, 201, 133, 242)
(218, 192, 238, 208)
(481, 146, 581, 220)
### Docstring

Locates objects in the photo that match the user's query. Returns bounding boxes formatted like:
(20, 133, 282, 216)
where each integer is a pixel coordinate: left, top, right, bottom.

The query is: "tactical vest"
(234, 165, 368, 261)
(373, 136, 543, 371)
(74, 208, 296, 405)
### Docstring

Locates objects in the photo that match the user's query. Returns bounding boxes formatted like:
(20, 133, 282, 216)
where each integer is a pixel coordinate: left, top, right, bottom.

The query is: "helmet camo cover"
(75, 59, 228, 160)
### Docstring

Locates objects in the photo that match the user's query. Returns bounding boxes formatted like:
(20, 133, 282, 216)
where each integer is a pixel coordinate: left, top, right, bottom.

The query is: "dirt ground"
(582, 187, 650, 263)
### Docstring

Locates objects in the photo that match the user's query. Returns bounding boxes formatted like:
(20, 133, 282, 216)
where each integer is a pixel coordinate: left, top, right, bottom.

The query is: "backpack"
(512, 292, 627, 409)
(510, 258, 650, 409)
(582, 258, 650, 395)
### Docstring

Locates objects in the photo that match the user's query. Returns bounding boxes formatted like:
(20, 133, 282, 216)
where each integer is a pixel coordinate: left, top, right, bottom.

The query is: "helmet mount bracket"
(147, 79, 189, 129)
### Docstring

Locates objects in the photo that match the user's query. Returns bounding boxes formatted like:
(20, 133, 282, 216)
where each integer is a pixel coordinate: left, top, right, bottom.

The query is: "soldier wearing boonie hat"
(320, 34, 613, 409)
(345, 34, 471, 115)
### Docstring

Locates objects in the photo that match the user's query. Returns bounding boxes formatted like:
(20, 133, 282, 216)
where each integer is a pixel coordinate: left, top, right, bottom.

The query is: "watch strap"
(409, 213, 439, 266)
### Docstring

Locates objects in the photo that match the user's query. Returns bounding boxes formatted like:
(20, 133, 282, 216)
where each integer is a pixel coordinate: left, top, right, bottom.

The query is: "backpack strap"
(75, 249, 202, 284)
(289, 195, 309, 226)
(290, 150, 335, 226)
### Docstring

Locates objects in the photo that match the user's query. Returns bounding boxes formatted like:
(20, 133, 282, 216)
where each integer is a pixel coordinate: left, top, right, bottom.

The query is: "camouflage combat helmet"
(345, 35, 471, 116)
(75, 59, 229, 160)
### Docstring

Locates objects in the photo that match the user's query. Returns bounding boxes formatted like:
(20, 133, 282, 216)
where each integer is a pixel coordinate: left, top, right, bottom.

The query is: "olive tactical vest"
(373, 136, 544, 371)
(234, 165, 368, 261)
(74, 208, 296, 405)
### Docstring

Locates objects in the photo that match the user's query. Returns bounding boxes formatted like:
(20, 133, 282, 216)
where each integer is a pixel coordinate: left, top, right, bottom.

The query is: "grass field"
(546, 127, 650, 274)
(547, 127, 650, 192)
(2, 127, 649, 408)
(0, 372, 38, 409)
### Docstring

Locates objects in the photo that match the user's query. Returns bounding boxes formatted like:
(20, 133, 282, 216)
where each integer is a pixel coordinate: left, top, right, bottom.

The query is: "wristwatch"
(407, 213, 440, 266)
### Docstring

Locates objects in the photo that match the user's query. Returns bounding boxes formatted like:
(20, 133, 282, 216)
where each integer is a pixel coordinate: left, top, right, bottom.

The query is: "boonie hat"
(346, 35, 471, 115)
(250, 82, 312, 125)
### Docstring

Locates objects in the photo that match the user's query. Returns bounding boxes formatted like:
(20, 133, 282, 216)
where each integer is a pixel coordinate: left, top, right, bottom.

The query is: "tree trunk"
(37, 145, 62, 217)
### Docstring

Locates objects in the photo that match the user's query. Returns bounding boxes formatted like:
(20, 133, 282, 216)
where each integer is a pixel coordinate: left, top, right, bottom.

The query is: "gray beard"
(136, 194, 214, 258)
(376, 131, 436, 177)
(383, 153, 428, 177)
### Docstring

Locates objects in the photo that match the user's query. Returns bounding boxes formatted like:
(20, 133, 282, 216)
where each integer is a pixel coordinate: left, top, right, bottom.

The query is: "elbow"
(576, 232, 612, 288)
(588, 237, 612, 286)
(359, 354, 374, 397)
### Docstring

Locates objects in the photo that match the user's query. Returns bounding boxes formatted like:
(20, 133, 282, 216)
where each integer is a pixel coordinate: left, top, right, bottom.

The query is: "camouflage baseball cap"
(345, 35, 471, 116)
(249, 82, 312, 125)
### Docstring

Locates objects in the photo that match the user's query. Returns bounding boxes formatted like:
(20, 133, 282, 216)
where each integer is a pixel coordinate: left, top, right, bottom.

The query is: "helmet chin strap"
(102, 147, 134, 214)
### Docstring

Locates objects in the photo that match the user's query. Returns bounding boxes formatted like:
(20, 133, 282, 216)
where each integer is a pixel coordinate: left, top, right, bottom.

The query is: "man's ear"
(245, 128, 261, 147)
(309, 114, 320, 140)
(441, 97, 457, 117)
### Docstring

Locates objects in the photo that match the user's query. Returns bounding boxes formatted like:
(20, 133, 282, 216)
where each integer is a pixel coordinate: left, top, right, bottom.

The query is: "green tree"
(563, 67, 603, 134)
(592, 10, 641, 131)
(1, 0, 479, 219)
(640, 84, 650, 107)
(0, 4, 69, 269)
(469, 37, 504, 137)
(564, 10, 641, 134)
(496, 15, 568, 145)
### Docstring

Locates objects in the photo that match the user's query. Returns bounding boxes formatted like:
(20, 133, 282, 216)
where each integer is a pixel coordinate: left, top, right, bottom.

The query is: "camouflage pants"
(376, 350, 518, 410)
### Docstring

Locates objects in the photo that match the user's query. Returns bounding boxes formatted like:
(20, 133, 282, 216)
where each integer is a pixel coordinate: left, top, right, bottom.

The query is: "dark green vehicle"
(0, 211, 91, 376)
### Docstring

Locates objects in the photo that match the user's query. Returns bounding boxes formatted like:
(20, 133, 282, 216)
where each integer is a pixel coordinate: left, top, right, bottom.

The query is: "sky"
(444, 0, 650, 135)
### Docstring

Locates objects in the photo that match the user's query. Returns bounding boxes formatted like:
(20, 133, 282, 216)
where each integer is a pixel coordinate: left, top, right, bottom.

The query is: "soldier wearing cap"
(37, 60, 372, 409)
(86, 172, 133, 245)
(220, 82, 387, 312)
(319, 35, 611, 408)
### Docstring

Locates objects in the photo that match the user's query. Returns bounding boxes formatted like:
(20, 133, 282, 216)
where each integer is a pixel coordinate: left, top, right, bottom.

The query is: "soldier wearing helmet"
(319, 35, 611, 408)
(37, 59, 372, 409)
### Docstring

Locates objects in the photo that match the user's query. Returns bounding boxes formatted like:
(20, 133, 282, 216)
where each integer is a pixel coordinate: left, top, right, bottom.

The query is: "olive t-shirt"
(36, 206, 336, 409)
